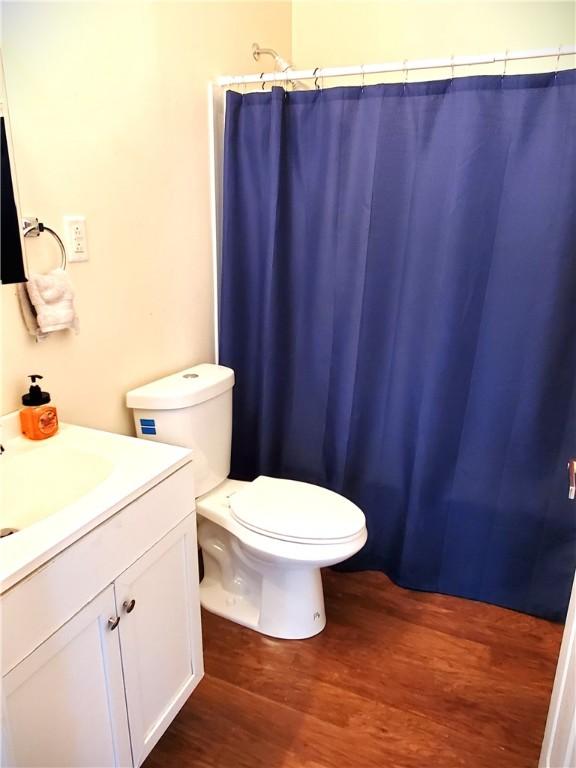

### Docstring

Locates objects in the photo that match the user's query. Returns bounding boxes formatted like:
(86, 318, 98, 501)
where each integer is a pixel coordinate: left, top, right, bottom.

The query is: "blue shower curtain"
(219, 71, 576, 621)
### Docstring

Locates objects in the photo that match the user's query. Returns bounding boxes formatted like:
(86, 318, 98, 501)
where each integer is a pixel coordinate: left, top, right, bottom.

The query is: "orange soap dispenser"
(20, 374, 59, 440)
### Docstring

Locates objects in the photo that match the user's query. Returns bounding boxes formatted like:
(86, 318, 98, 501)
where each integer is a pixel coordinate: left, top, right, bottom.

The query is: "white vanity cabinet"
(1, 462, 203, 768)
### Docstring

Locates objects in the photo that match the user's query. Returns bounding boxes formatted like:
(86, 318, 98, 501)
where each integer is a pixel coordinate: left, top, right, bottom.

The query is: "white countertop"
(0, 413, 193, 594)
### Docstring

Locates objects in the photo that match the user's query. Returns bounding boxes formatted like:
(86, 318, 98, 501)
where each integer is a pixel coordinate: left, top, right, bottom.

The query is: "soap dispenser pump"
(20, 374, 59, 440)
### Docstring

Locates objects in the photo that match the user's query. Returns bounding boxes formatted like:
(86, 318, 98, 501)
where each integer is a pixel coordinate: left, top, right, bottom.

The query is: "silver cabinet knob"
(108, 616, 120, 631)
(123, 599, 136, 614)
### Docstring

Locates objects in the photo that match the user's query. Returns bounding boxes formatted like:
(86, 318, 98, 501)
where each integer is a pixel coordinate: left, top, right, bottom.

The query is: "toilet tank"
(126, 364, 234, 497)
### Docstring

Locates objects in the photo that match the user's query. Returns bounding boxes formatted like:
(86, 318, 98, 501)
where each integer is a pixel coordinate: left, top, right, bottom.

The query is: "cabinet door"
(1, 585, 132, 768)
(115, 517, 203, 767)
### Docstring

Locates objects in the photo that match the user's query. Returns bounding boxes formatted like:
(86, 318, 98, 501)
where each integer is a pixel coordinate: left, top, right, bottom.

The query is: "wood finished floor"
(144, 570, 563, 768)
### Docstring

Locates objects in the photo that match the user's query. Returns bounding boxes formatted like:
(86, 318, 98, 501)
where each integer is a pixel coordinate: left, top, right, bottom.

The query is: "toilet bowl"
(197, 476, 367, 639)
(126, 364, 368, 639)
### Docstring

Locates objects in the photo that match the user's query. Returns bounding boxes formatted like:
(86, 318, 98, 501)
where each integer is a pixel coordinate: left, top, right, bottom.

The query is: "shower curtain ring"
(361, 64, 365, 91)
(313, 67, 320, 90)
(260, 72, 266, 91)
(502, 50, 509, 81)
(555, 45, 562, 77)
(450, 54, 455, 82)
(403, 60, 409, 92)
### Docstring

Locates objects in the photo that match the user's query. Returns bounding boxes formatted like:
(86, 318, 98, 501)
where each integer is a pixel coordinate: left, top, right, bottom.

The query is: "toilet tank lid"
(126, 364, 234, 410)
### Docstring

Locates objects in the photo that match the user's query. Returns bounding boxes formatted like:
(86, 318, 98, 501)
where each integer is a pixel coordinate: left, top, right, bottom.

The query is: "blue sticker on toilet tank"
(140, 418, 156, 435)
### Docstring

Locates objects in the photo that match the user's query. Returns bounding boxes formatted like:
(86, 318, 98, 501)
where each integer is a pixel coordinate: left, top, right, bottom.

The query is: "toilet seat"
(229, 475, 365, 545)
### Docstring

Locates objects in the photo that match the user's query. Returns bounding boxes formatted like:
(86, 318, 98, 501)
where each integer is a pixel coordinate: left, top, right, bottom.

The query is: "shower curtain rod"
(216, 45, 576, 86)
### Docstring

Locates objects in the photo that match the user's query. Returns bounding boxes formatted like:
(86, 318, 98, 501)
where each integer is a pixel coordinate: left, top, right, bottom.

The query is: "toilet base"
(198, 519, 327, 639)
(199, 566, 326, 639)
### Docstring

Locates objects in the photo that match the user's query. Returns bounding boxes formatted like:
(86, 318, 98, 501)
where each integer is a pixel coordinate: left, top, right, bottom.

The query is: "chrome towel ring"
(23, 216, 67, 271)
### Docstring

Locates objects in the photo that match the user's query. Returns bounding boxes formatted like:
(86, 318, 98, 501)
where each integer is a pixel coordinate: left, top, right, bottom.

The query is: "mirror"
(1, 52, 26, 286)
(1, 112, 26, 285)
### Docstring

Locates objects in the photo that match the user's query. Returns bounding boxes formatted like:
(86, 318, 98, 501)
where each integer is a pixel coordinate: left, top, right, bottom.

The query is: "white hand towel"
(16, 283, 48, 342)
(25, 268, 79, 334)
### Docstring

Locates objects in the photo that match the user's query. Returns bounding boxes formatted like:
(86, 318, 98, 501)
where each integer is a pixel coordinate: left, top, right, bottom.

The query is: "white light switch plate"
(64, 215, 89, 262)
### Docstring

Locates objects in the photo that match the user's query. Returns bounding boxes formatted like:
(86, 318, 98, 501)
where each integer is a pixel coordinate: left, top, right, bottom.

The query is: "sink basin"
(1, 445, 113, 532)
(0, 412, 193, 594)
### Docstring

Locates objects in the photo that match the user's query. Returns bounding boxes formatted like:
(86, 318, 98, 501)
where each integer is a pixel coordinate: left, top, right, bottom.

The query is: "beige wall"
(292, 1, 575, 79)
(1, 0, 291, 434)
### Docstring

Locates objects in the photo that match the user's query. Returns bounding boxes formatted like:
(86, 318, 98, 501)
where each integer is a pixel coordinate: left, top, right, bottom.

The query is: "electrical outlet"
(64, 215, 89, 262)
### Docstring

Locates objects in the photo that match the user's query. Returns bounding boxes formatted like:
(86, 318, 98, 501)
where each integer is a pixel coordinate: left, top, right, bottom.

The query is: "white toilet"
(126, 364, 367, 639)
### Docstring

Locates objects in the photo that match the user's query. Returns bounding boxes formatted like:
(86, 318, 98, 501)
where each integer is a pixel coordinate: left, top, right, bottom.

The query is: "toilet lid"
(229, 476, 366, 543)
